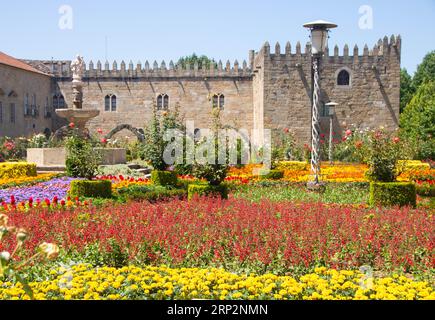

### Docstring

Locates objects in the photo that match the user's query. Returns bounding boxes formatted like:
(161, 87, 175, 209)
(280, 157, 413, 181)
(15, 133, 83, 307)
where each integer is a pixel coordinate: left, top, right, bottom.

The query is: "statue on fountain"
(54, 54, 100, 140)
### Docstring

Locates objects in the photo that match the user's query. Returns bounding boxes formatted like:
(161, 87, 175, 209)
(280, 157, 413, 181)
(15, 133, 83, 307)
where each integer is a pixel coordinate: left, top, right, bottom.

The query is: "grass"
(233, 182, 369, 204)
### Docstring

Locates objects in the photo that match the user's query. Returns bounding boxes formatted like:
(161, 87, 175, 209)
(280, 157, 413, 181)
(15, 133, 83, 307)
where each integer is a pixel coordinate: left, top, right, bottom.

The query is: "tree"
(400, 81, 435, 160)
(177, 53, 217, 69)
(413, 51, 435, 88)
(400, 69, 415, 113)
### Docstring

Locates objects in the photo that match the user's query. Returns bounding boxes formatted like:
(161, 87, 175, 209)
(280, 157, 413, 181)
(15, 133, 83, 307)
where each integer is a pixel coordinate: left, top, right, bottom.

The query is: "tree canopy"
(176, 53, 217, 70)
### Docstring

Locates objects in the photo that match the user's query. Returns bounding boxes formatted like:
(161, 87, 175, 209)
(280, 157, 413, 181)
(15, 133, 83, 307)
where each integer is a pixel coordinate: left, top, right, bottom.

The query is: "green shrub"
(65, 130, 101, 179)
(188, 183, 229, 200)
(117, 185, 186, 202)
(151, 170, 178, 186)
(416, 183, 435, 197)
(259, 169, 284, 180)
(69, 180, 112, 199)
(369, 182, 416, 208)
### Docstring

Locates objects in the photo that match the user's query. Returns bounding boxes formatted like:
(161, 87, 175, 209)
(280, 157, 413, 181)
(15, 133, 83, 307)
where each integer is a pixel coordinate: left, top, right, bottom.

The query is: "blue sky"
(1, 0, 434, 74)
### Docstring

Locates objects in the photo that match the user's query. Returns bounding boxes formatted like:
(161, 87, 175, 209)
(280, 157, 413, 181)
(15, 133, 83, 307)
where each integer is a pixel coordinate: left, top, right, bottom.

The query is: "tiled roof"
(0, 51, 50, 76)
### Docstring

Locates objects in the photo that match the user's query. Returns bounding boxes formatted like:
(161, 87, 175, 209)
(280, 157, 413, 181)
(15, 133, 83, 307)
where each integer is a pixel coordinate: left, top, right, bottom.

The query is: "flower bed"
(0, 173, 58, 189)
(2, 198, 432, 274)
(227, 162, 435, 183)
(0, 265, 432, 300)
(0, 177, 77, 204)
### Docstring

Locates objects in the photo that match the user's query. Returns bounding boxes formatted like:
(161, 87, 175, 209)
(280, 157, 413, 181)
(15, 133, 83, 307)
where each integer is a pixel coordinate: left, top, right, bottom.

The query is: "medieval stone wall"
(252, 35, 401, 144)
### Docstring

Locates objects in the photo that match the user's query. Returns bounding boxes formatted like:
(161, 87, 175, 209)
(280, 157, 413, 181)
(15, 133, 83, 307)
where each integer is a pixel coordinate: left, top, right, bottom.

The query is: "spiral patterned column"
(310, 57, 321, 184)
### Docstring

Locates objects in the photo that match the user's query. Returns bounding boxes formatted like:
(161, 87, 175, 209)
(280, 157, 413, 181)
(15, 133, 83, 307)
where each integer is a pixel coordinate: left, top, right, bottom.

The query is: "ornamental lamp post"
(303, 20, 338, 190)
(325, 102, 338, 164)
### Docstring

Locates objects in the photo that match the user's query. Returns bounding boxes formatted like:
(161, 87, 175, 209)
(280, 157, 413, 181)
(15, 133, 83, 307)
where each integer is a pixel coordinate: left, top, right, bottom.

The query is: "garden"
(0, 54, 434, 301)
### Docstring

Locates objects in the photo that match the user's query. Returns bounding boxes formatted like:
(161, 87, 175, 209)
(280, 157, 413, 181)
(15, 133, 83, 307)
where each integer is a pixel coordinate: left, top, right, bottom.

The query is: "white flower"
(38, 243, 60, 260)
(0, 251, 11, 263)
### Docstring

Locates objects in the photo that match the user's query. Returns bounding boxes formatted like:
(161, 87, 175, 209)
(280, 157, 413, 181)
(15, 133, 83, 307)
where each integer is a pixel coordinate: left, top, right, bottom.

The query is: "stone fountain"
(27, 55, 126, 170)
(55, 55, 100, 130)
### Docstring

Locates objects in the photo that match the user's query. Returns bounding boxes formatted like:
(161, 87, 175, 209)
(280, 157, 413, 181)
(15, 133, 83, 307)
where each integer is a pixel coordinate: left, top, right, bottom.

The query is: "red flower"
(320, 134, 325, 138)
(97, 128, 103, 134)
(60, 200, 66, 206)
(345, 130, 352, 136)
(283, 128, 290, 134)
(69, 122, 75, 129)
(393, 137, 400, 144)
(101, 138, 108, 144)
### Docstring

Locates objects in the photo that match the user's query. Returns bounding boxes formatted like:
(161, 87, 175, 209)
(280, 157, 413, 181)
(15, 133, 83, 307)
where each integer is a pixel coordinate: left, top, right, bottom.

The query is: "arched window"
(53, 94, 65, 109)
(157, 94, 169, 110)
(105, 94, 117, 112)
(337, 69, 350, 86)
(212, 93, 225, 109)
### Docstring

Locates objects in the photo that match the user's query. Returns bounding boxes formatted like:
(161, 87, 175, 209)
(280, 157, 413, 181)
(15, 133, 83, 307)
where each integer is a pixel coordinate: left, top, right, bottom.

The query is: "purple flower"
(0, 177, 80, 204)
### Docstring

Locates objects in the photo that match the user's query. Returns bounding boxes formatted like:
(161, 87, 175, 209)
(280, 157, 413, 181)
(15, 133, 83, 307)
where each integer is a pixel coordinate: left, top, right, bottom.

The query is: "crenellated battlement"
(255, 34, 401, 67)
(27, 58, 252, 80)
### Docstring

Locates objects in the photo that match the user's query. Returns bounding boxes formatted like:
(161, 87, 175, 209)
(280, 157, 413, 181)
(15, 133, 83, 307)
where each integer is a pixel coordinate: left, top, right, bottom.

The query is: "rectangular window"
(10, 103, 15, 123)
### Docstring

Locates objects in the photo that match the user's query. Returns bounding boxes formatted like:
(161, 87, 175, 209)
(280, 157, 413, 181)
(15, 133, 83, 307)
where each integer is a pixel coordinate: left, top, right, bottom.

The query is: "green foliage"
(400, 81, 435, 160)
(151, 170, 178, 186)
(192, 109, 229, 186)
(177, 53, 217, 70)
(117, 184, 186, 202)
(365, 130, 404, 182)
(141, 105, 183, 170)
(69, 180, 112, 199)
(369, 182, 416, 208)
(400, 69, 415, 114)
(65, 130, 101, 179)
(187, 183, 229, 200)
(271, 129, 304, 166)
(413, 51, 435, 89)
(259, 169, 284, 180)
(234, 182, 369, 204)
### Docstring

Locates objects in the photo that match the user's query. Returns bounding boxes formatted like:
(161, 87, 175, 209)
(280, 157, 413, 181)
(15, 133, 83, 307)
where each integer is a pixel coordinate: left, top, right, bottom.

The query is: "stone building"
(1, 34, 401, 145)
(0, 52, 54, 137)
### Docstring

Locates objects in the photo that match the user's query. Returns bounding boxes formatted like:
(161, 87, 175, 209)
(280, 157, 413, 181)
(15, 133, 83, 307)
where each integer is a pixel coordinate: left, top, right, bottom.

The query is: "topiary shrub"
(151, 170, 178, 186)
(188, 183, 229, 200)
(259, 169, 284, 180)
(0, 162, 37, 179)
(369, 182, 416, 208)
(69, 180, 112, 199)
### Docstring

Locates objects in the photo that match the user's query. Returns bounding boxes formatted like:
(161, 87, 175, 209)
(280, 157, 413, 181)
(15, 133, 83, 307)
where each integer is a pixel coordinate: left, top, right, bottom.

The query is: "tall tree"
(413, 51, 435, 88)
(400, 81, 435, 160)
(400, 68, 415, 113)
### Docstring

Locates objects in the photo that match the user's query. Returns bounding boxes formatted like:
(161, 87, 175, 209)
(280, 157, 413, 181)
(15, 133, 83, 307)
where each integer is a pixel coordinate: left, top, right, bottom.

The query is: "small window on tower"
(337, 70, 350, 86)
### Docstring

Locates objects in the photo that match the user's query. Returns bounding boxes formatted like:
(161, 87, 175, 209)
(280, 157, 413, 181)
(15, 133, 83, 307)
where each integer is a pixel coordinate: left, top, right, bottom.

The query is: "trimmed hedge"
(369, 182, 416, 208)
(259, 169, 285, 180)
(188, 183, 229, 200)
(117, 185, 187, 202)
(69, 180, 112, 199)
(151, 170, 178, 186)
(0, 162, 37, 179)
(276, 161, 309, 171)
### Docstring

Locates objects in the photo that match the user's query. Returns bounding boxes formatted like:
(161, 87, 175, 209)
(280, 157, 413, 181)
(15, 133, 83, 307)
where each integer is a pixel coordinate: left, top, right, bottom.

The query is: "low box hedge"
(69, 180, 112, 199)
(259, 169, 284, 180)
(188, 183, 229, 200)
(151, 170, 178, 186)
(0, 162, 37, 179)
(276, 161, 309, 171)
(369, 182, 416, 208)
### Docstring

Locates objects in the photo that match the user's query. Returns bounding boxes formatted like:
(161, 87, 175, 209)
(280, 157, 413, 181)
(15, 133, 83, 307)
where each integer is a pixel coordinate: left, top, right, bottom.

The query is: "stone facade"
(2, 34, 401, 145)
(0, 63, 53, 137)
